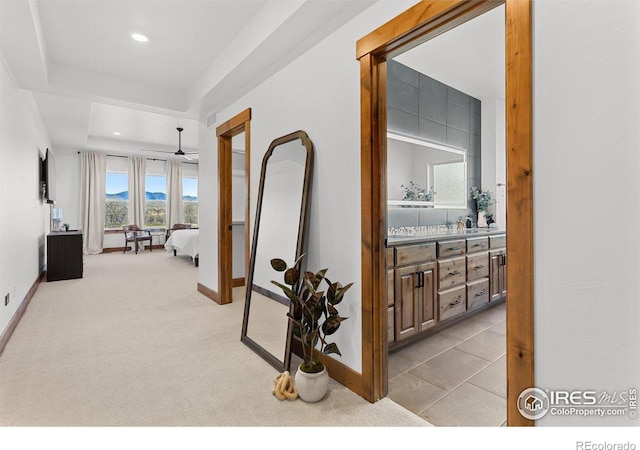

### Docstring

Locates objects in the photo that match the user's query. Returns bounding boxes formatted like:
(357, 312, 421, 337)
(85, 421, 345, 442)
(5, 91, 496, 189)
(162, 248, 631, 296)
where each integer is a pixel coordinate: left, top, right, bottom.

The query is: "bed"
(164, 229, 199, 266)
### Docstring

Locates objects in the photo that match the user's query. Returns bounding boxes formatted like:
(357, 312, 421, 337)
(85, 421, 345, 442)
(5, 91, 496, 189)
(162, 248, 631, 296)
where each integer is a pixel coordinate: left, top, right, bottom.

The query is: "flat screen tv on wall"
(40, 148, 56, 204)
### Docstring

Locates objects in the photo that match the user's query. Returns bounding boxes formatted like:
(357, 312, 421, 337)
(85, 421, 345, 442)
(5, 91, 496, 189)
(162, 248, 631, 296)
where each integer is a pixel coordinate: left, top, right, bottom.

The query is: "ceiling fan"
(140, 127, 198, 160)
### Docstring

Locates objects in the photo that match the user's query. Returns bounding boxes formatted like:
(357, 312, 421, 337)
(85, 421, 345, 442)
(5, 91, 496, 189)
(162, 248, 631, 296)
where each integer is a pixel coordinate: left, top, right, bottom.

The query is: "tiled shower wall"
(387, 60, 481, 228)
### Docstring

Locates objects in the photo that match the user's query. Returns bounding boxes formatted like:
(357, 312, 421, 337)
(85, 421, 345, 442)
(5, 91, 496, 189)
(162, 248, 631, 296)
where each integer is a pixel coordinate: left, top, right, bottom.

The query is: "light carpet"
(0, 250, 429, 427)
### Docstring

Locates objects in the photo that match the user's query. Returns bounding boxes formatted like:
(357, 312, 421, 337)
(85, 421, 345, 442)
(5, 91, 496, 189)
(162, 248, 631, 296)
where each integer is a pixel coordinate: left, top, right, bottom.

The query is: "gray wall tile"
(447, 99, 470, 132)
(469, 156, 481, 180)
(388, 61, 419, 88)
(447, 86, 470, 107)
(388, 77, 419, 116)
(469, 134, 481, 156)
(388, 208, 420, 228)
(388, 107, 419, 136)
(446, 127, 469, 151)
(418, 209, 447, 227)
(470, 111, 481, 135)
(419, 118, 447, 143)
(470, 97, 481, 114)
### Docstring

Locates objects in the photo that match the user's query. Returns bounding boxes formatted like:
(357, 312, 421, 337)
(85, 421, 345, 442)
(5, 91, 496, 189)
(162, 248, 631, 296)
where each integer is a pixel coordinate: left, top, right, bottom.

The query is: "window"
(105, 172, 128, 229)
(183, 177, 198, 227)
(145, 175, 166, 228)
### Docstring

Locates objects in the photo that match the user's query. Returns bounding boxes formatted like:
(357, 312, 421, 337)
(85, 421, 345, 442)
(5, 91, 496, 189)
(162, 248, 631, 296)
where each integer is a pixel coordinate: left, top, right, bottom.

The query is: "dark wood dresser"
(47, 231, 83, 281)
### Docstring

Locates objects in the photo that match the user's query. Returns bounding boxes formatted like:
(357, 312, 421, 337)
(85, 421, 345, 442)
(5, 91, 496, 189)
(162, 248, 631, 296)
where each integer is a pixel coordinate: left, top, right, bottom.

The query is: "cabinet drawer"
(388, 307, 395, 344)
(467, 237, 489, 253)
(467, 278, 489, 310)
(396, 243, 436, 266)
(467, 252, 489, 281)
(438, 285, 466, 321)
(490, 235, 506, 249)
(438, 256, 466, 289)
(437, 239, 466, 258)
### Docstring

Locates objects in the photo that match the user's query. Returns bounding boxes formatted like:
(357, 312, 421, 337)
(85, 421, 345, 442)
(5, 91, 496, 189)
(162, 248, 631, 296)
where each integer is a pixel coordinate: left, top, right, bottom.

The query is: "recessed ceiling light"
(113, 131, 121, 136)
(131, 33, 148, 43)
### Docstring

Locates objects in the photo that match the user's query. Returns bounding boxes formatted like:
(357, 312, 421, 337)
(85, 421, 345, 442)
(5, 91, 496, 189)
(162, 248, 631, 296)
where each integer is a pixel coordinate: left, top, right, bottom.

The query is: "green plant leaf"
(284, 267, 299, 286)
(327, 304, 338, 316)
(322, 315, 348, 335)
(270, 281, 297, 304)
(271, 258, 287, 272)
(323, 343, 342, 357)
(333, 282, 354, 305)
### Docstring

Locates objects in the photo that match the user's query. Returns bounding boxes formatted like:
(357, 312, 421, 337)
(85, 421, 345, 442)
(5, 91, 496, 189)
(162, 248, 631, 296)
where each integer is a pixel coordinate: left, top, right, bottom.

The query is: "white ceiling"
(394, 4, 505, 100)
(0, 0, 376, 160)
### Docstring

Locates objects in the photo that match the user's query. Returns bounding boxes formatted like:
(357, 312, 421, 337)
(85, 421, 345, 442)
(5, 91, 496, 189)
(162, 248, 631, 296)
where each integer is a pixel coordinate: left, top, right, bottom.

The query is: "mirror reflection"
(387, 132, 467, 209)
(241, 131, 314, 371)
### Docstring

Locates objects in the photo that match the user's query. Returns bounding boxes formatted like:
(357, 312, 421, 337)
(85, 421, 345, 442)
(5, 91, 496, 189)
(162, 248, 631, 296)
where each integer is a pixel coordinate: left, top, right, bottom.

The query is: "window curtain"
(166, 160, 183, 228)
(128, 156, 146, 227)
(80, 151, 106, 255)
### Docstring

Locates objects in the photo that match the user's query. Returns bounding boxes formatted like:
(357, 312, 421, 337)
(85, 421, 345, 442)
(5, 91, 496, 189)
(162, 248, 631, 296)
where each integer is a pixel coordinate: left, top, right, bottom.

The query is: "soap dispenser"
(465, 216, 472, 229)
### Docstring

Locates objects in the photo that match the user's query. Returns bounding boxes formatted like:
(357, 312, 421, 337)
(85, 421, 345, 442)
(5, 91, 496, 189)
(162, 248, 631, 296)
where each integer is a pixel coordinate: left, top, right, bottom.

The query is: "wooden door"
(394, 265, 419, 341)
(417, 262, 436, 331)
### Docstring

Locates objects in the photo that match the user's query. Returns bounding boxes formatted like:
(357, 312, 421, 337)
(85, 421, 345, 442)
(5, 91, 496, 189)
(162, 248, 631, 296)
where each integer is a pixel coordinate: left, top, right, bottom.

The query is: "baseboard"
(103, 245, 164, 253)
(321, 353, 365, 398)
(291, 337, 364, 399)
(232, 277, 245, 288)
(197, 283, 221, 304)
(0, 269, 45, 356)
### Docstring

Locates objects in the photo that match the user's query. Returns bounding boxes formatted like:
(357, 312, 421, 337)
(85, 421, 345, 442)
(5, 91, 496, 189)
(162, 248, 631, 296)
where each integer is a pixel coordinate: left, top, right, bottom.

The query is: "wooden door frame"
(216, 108, 251, 305)
(356, 0, 533, 426)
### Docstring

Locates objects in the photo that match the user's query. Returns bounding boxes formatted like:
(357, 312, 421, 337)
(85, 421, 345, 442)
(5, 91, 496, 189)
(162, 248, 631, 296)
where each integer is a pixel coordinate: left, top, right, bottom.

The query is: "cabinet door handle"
(475, 291, 486, 297)
(502, 254, 507, 266)
(449, 246, 461, 251)
(473, 243, 485, 247)
(449, 271, 461, 276)
(474, 264, 485, 269)
(415, 273, 421, 289)
(449, 298, 461, 307)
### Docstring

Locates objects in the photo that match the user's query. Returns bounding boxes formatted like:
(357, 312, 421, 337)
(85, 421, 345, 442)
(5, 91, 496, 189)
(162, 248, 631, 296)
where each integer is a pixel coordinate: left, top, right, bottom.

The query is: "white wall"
(199, 0, 418, 372)
(533, 0, 640, 425)
(0, 52, 51, 338)
(480, 97, 506, 227)
(53, 148, 80, 230)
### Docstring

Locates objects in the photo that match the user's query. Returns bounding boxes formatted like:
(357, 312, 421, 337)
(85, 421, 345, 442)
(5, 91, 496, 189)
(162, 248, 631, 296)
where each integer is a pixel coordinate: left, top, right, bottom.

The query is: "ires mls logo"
(518, 388, 550, 420)
(518, 387, 638, 420)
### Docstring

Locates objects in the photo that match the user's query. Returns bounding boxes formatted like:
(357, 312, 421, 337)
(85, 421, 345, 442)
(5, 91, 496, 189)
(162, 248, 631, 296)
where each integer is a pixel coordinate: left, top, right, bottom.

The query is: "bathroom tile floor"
(388, 302, 506, 426)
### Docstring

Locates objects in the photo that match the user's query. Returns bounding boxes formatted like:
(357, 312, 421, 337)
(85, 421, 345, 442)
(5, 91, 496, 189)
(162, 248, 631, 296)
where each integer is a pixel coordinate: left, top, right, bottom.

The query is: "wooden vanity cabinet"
(388, 233, 505, 348)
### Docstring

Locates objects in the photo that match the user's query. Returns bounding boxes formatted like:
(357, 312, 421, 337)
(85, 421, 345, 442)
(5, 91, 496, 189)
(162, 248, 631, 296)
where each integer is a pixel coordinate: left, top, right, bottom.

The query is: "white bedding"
(165, 229, 199, 261)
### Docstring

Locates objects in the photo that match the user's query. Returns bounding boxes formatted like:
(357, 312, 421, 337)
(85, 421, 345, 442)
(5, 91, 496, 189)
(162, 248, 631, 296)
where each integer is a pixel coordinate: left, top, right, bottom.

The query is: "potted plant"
(270, 256, 353, 402)
(401, 181, 435, 203)
(470, 187, 493, 227)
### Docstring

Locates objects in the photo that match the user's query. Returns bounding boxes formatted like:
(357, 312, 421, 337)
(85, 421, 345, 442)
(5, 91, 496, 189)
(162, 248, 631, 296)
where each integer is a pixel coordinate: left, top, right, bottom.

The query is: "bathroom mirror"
(387, 132, 467, 209)
(241, 130, 314, 372)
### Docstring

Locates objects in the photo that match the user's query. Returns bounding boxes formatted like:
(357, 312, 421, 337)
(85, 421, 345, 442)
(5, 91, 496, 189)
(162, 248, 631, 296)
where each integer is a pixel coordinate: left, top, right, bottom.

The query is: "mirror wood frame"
(357, 0, 533, 426)
(240, 130, 315, 372)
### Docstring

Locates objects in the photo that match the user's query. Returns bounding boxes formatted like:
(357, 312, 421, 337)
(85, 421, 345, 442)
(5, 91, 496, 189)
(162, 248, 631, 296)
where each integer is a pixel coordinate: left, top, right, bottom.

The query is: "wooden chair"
(123, 225, 152, 254)
(165, 223, 191, 240)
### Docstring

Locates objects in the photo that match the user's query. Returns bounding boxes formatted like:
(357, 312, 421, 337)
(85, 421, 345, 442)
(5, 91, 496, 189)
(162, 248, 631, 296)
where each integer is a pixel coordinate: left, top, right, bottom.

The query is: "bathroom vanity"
(386, 228, 506, 349)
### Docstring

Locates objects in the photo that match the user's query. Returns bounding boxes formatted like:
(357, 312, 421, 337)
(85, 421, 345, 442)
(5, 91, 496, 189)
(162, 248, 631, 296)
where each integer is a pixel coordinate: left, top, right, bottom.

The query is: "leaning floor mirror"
(240, 130, 314, 371)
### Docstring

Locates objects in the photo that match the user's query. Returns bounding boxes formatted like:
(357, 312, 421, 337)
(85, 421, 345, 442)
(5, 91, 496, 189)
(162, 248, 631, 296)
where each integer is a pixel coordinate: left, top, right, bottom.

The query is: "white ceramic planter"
(295, 365, 329, 402)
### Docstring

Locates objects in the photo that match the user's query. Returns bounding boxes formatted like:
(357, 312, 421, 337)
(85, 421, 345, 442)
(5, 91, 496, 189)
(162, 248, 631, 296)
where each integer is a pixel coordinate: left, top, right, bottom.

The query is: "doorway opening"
(216, 108, 251, 305)
(357, 0, 533, 426)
